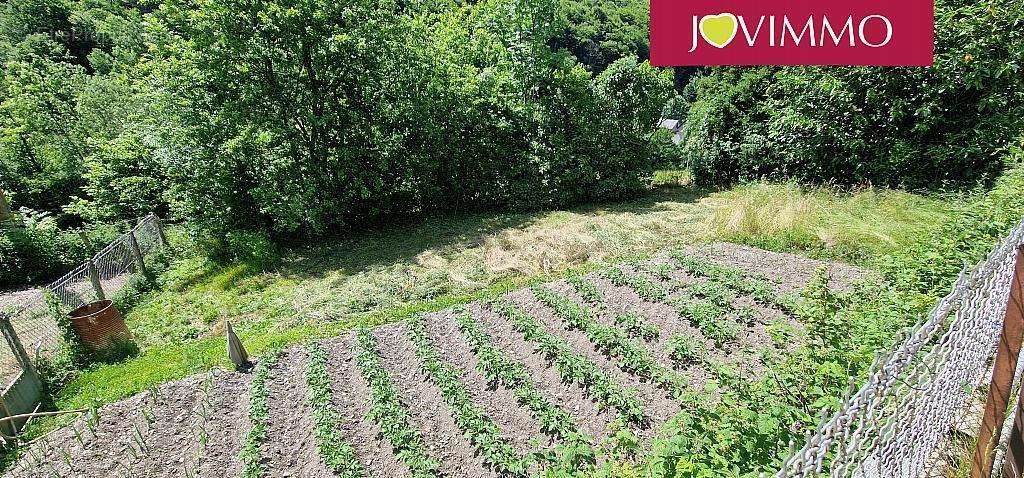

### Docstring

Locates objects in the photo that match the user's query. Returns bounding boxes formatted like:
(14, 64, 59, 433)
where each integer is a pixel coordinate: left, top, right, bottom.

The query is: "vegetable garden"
(4, 246, 868, 477)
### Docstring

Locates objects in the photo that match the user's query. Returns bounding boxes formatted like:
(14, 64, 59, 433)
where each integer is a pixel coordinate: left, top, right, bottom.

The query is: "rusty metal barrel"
(67, 300, 133, 349)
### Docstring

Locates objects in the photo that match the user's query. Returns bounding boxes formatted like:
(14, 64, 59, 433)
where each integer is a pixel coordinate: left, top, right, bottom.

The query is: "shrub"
(681, 0, 1024, 189)
(160, 0, 672, 238)
(882, 144, 1024, 295)
(225, 230, 279, 271)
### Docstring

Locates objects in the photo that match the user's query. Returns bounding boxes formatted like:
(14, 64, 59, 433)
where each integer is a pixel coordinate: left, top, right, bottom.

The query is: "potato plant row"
(668, 252, 785, 309)
(490, 300, 648, 426)
(405, 315, 530, 477)
(667, 334, 705, 367)
(531, 286, 688, 400)
(240, 352, 279, 478)
(601, 267, 667, 302)
(618, 261, 745, 348)
(452, 310, 594, 450)
(613, 312, 660, 342)
(354, 329, 441, 478)
(305, 342, 367, 478)
(566, 275, 604, 305)
(674, 299, 740, 347)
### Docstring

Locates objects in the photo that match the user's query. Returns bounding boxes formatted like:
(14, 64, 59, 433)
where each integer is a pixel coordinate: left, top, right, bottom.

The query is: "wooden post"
(151, 214, 168, 247)
(87, 259, 105, 302)
(1002, 249, 1024, 478)
(974, 246, 1024, 477)
(1005, 391, 1024, 477)
(127, 230, 148, 277)
(0, 312, 36, 377)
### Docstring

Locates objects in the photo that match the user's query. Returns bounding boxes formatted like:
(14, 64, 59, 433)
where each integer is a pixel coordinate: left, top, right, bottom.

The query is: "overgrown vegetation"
(680, 0, 1024, 189)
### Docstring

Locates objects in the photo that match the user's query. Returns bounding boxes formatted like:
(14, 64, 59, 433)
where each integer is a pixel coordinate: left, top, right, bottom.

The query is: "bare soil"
(320, 333, 411, 478)
(683, 243, 871, 293)
(261, 348, 331, 477)
(421, 309, 551, 453)
(370, 323, 496, 477)
(5, 244, 872, 477)
(467, 301, 620, 440)
(507, 288, 683, 429)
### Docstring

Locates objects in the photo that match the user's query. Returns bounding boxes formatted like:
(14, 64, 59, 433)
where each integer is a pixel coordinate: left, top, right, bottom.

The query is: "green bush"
(681, 0, 1024, 188)
(225, 230, 279, 271)
(882, 141, 1024, 295)
(0, 213, 122, 288)
(159, 0, 672, 238)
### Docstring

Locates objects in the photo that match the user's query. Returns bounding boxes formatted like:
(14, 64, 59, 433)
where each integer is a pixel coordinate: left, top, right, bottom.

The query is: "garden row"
(7, 250, 810, 477)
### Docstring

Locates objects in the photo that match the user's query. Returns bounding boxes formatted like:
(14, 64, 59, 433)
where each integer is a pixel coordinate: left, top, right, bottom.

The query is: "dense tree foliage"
(153, 0, 671, 236)
(680, 0, 1024, 188)
(0, 0, 669, 283)
(1, 0, 1023, 288)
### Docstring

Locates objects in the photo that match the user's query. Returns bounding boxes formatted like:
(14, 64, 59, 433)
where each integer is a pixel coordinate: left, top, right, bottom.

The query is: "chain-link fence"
(0, 214, 167, 388)
(778, 218, 1024, 478)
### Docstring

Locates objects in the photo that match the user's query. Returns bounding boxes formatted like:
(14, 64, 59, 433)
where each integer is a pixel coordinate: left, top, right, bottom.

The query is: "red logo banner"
(650, 0, 934, 66)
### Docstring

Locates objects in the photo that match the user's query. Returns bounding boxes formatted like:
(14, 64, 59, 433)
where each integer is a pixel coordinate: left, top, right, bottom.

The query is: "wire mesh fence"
(0, 214, 167, 388)
(778, 217, 1024, 478)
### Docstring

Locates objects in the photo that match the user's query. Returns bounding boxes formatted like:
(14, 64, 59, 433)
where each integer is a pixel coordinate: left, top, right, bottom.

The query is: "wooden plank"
(974, 246, 1024, 477)
(1003, 247, 1024, 477)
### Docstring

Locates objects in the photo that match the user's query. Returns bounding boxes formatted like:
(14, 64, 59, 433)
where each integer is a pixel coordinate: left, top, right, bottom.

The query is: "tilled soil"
(371, 323, 496, 478)
(684, 243, 871, 293)
(320, 333, 411, 478)
(6, 245, 872, 477)
(261, 348, 331, 477)
(422, 310, 551, 453)
(467, 301, 620, 441)
(9, 375, 208, 478)
(197, 370, 252, 477)
(507, 288, 683, 429)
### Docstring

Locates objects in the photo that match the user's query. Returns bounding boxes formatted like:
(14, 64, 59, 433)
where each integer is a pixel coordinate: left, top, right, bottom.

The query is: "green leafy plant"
(532, 287, 688, 399)
(354, 329, 440, 477)
(601, 268, 667, 302)
(566, 275, 604, 305)
(613, 313, 660, 342)
(240, 352, 279, 478)
(490, 300, 647, 426)
(452, 310, 594, 451)
(667, 335, 704, 367)
(305, 342, 366, 477)
(405, 314, 529, 476)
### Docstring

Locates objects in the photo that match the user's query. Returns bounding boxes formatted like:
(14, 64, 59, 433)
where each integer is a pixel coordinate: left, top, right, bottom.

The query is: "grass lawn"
(31, 175, 958, 437)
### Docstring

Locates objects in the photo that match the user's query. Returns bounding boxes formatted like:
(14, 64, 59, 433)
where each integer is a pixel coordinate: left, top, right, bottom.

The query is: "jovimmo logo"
(650, 0, 934, 66)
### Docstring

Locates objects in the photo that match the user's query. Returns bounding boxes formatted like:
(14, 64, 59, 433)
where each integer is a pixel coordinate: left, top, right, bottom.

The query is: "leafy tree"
(681, 0, 1024, 189)
(0, 36, 88, 221)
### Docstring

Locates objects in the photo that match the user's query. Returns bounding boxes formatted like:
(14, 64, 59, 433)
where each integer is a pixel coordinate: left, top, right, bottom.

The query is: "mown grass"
(10, 176, 961, 460)
(72, 180, 956, 402)
(124, 180, 953, 347)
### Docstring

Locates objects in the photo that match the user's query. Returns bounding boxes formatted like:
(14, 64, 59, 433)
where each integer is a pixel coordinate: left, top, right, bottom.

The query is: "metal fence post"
(87, 259, 105, 302)
(128, 230, 148, 277)
(974, 245, 1024, 478)
(152, 214, 168, 247)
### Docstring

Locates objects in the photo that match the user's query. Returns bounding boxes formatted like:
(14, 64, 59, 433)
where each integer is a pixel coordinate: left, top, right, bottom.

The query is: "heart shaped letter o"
(699, 13, 738, 48)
